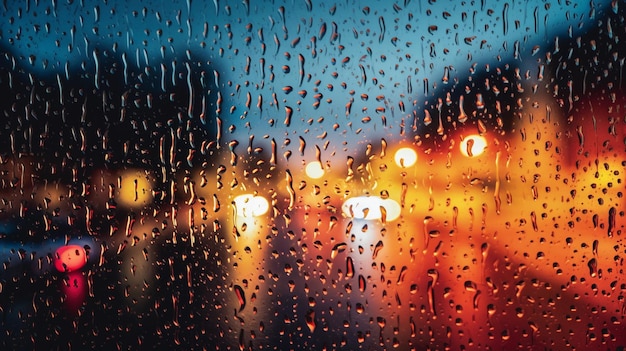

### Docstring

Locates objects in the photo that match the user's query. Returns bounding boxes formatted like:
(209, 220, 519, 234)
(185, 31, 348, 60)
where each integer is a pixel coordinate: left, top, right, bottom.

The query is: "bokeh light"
(305, 161, 325, 179)
(232, 194, 270, 218)
(342, 196, 401, 222)
(394, 147, 418, 168)
(459, 135, 487, 157)
(53, 245, 87, 273)
(117, 170, 153, 207)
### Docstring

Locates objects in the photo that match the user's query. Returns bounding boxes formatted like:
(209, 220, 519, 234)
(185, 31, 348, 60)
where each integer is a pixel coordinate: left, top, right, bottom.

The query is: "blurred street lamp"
(459, 134, 487, 157)
(394, 147, 418, 168)
(305, 161, 325, 179)
(341, 196, 401, 222)
(232, 194, 270, 218)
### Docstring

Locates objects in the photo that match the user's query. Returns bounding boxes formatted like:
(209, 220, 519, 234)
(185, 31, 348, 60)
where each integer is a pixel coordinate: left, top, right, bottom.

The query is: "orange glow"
(117, 170, 153, 207)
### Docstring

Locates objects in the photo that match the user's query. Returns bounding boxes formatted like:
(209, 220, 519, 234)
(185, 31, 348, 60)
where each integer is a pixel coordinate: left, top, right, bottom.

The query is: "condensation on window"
(0, 1, 625, 350)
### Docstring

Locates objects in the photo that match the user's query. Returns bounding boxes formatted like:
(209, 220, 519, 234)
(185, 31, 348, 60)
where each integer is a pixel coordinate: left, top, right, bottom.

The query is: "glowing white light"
(233, 194, 269, 217)
(460, 135, 487, 157)
(305, 161, 324, 179)
(342, 196, 401, 222)
(394, 147, 417, 168)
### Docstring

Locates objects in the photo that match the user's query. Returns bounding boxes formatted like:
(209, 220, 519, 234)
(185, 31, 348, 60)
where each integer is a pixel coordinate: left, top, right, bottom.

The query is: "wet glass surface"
(0, 0, 625, 350)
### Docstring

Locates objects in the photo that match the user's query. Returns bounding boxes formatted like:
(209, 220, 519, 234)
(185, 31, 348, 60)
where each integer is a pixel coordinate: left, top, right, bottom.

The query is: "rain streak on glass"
(0, 0, 625, 350)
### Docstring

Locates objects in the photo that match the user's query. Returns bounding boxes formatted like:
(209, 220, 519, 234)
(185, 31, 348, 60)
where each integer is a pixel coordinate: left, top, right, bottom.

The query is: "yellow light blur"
(117, 171, 153, 207)
(459, 135, 487, 157)
(305, 161, 325, 179)
(232, 194, 270, 217)
(394, 147, 418, 168)
(342, 196, 401, 222)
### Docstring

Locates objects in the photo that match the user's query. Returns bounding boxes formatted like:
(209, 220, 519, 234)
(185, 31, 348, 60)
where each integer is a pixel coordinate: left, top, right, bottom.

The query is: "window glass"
(1, 1, 625, 350)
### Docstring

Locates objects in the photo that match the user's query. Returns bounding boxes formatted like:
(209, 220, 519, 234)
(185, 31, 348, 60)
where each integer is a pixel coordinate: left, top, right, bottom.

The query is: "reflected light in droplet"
(233, 194, 270, 217)
(60, 271, 87, 315)
(342, 196, 401, 222)
(305, 161, 324, 179)
(460, 135, 487, 157)
(394, 147, 418, 168)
